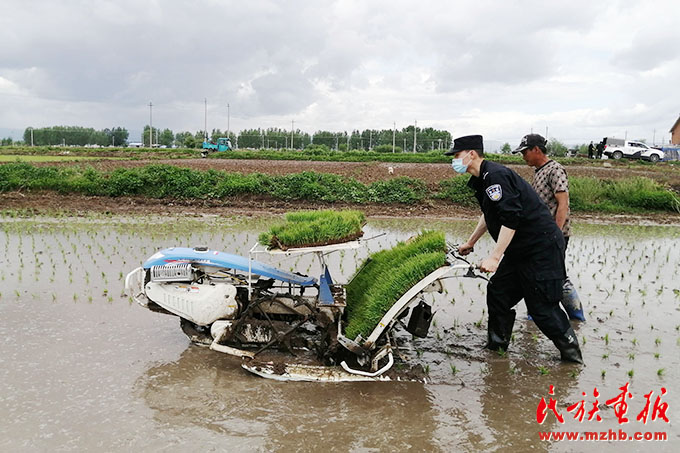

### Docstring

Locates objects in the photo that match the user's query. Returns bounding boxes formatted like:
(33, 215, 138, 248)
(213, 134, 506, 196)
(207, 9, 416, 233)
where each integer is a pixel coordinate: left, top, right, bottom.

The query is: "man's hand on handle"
(458, 242, 474, 256)
(479, 255, 500, 273)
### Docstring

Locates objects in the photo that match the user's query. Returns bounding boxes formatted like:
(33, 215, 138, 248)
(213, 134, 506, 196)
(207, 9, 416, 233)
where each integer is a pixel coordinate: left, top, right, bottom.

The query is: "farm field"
(1, 215, 678, 451)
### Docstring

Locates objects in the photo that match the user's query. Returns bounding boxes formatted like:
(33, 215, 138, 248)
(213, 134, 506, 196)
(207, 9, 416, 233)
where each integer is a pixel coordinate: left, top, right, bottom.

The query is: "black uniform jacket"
(467, 160, 565, 280)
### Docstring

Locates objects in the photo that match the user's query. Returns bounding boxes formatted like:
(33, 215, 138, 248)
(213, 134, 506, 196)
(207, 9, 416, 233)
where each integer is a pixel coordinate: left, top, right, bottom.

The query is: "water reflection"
(136, 346, 441, 451)
(476, 351, 580, 452)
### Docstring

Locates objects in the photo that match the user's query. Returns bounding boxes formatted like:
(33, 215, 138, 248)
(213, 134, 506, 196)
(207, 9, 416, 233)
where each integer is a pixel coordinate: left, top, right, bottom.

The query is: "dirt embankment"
(4, 158, 680, 224)
(31, 158, 680, 189)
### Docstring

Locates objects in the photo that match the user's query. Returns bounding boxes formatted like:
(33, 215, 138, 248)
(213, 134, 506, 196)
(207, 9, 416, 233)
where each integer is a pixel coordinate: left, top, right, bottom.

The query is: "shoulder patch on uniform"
(486, 184, 502, 201)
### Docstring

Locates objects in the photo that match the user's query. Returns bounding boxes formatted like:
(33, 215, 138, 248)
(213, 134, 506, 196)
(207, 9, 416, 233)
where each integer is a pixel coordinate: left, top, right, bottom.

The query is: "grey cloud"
(612, 31, 680, 71)
(239, 69, 317, 117)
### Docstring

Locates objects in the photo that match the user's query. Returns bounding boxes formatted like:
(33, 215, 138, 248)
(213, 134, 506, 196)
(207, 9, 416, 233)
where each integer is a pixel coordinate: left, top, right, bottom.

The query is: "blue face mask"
(451, 152, 470, 174)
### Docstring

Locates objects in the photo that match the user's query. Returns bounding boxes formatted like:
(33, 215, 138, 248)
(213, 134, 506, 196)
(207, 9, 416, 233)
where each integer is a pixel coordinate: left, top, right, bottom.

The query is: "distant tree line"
(177, 126, 452, 152)
(15, 125, 452, 152)
(7, 126, 605, 157)
(21, 126, 129, 147)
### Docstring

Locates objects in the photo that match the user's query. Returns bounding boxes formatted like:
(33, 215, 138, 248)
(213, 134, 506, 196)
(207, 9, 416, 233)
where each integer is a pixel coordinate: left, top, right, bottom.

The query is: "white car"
(603, 140, 664, 163)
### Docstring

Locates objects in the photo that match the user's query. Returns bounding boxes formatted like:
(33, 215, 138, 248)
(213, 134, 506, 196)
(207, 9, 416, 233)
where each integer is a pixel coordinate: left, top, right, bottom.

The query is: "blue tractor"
(201, 137, 232, 158)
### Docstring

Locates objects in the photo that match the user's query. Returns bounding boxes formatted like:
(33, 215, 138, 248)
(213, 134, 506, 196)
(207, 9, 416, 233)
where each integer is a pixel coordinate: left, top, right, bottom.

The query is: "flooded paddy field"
(1, 214, 678, 451)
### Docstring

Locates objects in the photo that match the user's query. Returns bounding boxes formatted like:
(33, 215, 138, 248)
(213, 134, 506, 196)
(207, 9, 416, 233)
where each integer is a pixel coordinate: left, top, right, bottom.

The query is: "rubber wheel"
(612, 151, 623, 160)
(649, 154, 660, 163)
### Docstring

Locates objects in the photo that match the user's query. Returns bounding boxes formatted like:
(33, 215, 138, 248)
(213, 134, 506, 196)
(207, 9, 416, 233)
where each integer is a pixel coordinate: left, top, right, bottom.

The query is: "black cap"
(445, 135, 484, 156)
(513, 134, 547, 153)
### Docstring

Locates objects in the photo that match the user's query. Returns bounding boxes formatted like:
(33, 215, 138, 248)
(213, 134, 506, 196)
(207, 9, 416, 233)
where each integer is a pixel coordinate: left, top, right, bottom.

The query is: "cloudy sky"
(1, 0, 679, 146)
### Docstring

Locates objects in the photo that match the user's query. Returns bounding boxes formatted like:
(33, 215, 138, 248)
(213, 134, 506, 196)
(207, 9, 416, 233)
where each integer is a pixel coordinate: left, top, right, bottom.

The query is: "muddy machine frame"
(126, 241, 479, 382)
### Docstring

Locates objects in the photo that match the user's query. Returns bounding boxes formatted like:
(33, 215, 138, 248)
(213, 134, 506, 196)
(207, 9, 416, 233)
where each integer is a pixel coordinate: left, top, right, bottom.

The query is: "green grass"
(344, 231, 446, 340)
(434, 175, 476, 206)
(3, 145, 675, 169)
(1, 162, 678, 214)
(570, 176, 680, 212)
(258, 210, 366, 249)
(0, 163, 427, 204)
(0, 155, 124, 162)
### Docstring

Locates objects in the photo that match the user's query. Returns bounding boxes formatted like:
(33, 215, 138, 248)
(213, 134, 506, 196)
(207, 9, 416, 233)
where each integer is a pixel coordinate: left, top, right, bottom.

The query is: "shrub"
(435, 176, 476, 206)
(366, 177, 428, 203)
(569, 176, 680, 213)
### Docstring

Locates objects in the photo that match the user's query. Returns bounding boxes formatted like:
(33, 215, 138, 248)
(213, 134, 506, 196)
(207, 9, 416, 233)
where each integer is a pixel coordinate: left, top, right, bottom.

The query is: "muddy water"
(1, 215, 678, 452)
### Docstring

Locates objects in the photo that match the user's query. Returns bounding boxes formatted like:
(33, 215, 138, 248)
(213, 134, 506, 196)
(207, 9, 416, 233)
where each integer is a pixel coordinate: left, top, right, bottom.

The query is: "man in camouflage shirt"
(514, 134, 585, 321)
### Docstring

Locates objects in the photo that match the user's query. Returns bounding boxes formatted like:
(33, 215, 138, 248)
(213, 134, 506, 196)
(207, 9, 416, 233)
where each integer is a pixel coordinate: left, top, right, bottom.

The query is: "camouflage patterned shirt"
(532, 159, 571, 237)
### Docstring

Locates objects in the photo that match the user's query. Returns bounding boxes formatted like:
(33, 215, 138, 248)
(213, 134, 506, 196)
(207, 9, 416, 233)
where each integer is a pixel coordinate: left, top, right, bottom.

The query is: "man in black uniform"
(446, 135, 583, 363)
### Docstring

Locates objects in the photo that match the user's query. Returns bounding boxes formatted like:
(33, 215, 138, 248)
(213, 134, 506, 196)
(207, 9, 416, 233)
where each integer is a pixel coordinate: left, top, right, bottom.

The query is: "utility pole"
(291, 120, 295, 149)
(204, 98, 208, 141)
(148, 101, 153, 147)
(369, 130, 372, 150)
(392, 122, 396, 153)
(227, 103, 230, 141)
(653, 129, 656, 145)
(30, 127, 33, 146)
(413, 120, 417, 153)
(545, 126, 548, 141)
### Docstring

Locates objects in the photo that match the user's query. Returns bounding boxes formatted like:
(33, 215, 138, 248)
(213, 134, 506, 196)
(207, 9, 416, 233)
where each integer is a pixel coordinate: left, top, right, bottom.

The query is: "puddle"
(1, 216, 678, 451)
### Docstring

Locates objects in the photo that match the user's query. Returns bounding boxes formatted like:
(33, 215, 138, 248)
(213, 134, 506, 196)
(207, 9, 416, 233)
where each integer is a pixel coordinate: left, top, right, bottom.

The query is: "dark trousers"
(486, 254, 571, 345)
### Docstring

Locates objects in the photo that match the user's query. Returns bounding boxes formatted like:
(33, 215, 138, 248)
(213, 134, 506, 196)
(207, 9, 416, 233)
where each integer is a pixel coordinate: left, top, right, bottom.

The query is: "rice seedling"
(628, 369, 634, 378)
(259, 210, 366, 250)
(344, 230, 446, 339)
(538, 366, 550, 375)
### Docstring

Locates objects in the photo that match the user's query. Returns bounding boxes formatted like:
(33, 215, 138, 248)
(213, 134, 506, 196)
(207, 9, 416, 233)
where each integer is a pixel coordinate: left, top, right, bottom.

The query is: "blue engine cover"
(143, 247, 317, 286)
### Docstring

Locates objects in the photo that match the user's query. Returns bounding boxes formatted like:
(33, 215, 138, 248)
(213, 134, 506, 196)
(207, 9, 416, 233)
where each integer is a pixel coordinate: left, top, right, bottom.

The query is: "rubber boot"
(552, 327, 584, 364)
(562, 278, 585, 321)
(485, 309, 516, 352)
